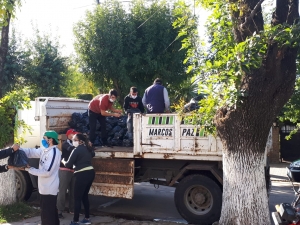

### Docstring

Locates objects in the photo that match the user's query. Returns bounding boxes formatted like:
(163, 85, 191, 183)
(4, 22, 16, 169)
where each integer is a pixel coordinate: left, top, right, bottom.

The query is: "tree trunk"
(0, 12, 11, 98)
(219, 147, 269, 224)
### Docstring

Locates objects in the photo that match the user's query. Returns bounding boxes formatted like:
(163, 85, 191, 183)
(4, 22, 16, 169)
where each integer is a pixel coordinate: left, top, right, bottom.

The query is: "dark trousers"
(88, 110, 107, 145)
(126, 108, 141, 140)
(73, 169, 95, 222)
(40, 194, 59, 225)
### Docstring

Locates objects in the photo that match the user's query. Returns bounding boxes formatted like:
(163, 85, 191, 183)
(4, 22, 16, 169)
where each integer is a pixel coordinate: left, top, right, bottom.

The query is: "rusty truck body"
(17, 97, 224, 224)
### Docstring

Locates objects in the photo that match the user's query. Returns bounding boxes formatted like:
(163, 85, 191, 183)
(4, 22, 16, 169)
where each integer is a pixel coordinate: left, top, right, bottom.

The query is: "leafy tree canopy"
(74, 0, 198, 104)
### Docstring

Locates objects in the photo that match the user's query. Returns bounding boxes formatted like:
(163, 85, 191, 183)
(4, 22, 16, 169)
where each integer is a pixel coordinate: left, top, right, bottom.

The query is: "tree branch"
(239, 0, 265, 30)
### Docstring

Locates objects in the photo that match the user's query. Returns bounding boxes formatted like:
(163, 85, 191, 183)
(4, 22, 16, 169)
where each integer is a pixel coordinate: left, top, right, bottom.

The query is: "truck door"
(90, 158, 134, 199)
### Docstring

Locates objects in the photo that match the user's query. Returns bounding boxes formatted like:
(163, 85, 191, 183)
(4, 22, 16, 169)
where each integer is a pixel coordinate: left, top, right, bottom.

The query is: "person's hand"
(12, 143, 20, 151)
(114, 113, 121, 118)
(7, 165, 15, 170)
(115, 109, 123, 114)
(61, 159, 66, 165)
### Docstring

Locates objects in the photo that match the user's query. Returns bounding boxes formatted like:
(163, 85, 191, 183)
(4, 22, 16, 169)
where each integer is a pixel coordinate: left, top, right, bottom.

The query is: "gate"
(280, 124, 300, 162)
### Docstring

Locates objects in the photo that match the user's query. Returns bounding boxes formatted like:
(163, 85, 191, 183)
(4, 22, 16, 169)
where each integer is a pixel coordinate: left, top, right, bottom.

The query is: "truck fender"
(169, 162, 223, 186)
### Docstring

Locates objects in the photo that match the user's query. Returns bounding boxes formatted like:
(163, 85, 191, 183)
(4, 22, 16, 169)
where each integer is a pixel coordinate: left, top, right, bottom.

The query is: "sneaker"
(69, 221, 79, 225)
(58, 213, 64, 219)
(80, 218, 91, 224)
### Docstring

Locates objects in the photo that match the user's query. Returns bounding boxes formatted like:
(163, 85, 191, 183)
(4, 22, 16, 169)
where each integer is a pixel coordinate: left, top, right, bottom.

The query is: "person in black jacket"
(123, 87, 145, 140)
(62, 133, 95, 225)
(0, 145, 18, 173)
(57, 129, 79, 218)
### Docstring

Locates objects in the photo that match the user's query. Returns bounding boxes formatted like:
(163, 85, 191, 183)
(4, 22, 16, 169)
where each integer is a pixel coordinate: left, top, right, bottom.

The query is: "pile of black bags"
(68, 111, 132, 147)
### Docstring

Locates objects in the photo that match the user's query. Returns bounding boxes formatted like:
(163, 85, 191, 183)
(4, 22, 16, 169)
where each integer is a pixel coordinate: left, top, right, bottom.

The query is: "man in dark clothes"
(142, 78, 170, 113)
(0, 146, 18, 173)
(88, 89, 122, 147)
(123, 87, 145, 140)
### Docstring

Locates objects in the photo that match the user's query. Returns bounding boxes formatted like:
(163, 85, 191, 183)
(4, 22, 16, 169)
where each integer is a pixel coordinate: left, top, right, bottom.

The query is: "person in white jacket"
(14, 130, 61, 225)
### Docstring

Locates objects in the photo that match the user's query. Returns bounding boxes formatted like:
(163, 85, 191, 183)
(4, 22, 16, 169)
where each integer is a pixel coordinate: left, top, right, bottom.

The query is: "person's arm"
(123, 96, 129, 113)
(62, 148, 78, 169)
(100, 109, 121, 117)
(142, 93, 147, 108)
(25, 148, 60, 177)
(138, 97, 145, 113)
(0, 148, 14, 160)
(20, 147, 43, 158)
(163, 88, 170, 112)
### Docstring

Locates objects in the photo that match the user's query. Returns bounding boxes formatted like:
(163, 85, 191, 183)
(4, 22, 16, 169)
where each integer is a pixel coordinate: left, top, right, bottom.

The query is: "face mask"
(73, 141, 79, 147)
(109, 98, 115, 103)
(41, 139, 49, 148)
(131, 95, 137, 99)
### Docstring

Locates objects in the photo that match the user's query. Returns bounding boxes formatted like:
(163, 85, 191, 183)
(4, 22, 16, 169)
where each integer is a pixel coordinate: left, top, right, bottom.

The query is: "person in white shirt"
(13, 130, 61, 225)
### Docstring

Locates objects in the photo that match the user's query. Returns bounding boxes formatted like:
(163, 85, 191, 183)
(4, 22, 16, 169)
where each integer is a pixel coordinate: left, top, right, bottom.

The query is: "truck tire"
(174, 174, 222, 225)
(15, 170, 33, 201)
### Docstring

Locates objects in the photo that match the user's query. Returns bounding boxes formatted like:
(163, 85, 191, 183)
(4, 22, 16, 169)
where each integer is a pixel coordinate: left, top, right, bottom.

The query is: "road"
(26, 162, 295, 225)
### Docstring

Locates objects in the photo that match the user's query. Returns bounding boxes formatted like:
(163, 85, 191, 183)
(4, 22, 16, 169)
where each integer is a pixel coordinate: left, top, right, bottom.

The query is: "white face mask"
(73, 141, 79, 147)
(109, 98, 115, 103)
(131, 95, 137, 99)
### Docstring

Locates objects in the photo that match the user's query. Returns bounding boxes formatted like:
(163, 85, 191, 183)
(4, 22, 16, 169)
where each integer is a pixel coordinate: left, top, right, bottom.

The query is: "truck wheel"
(174, 174, 222, 225)
(15, 170, 33, 201)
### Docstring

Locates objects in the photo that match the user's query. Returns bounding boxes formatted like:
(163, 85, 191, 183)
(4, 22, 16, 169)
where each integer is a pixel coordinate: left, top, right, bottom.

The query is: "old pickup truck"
(17, 97, 225, 224)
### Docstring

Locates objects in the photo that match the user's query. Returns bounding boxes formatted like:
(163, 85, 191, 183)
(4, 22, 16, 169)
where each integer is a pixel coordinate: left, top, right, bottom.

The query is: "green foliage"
(22, 29, 68, 99)
(0, 202, 39, 223)
(0, 0, 21, 27)
(74, 0, 198, 104)
(0, 89, 31, 148)
(3, 29, 30, 94)
(174, 0, 300, 133)
(61, 63, 98, 98)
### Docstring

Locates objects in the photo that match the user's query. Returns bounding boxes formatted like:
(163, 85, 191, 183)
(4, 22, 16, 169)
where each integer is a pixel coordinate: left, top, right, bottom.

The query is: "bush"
(0, 90, 31, 148)
(76, 93, 93, 100)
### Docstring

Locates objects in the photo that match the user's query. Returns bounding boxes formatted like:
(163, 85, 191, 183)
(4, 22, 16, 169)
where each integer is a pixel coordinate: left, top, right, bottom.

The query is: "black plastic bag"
(8, 150, 28, 167)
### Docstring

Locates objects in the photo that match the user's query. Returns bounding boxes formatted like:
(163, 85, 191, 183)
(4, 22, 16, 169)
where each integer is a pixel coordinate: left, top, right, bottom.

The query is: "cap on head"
(66, 129, 78, 137)
(44, 130, 59, 144)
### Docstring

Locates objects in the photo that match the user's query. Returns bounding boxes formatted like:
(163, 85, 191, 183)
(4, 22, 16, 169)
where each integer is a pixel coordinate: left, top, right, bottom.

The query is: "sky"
(12, 0, 207, 57)
(13, 0, 96, 56)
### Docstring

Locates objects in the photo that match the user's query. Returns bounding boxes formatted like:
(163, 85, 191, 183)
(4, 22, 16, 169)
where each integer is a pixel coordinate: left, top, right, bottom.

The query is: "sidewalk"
(2, 213, 182, 225)
(2, 162, 291, 225)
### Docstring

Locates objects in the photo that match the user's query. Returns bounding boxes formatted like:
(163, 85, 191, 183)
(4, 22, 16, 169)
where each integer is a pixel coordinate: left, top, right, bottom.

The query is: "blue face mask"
(41, 139, 49, 148)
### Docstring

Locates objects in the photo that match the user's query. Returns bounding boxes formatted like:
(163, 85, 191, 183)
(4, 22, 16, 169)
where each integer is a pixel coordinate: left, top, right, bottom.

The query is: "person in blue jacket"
(142, 78, 170, 113)
(0, 145, 18, 173)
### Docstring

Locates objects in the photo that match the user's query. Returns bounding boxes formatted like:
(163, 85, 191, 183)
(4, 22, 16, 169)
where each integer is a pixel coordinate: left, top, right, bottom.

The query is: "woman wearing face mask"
(61, 133, 95, 225)
(123, 87, 145, 141)
(88, 89, 123, 147)
(12, 130, 61, 225)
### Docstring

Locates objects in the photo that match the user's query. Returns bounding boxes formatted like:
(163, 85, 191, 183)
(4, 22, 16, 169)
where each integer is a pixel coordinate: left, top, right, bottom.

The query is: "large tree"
(199, 0, 298, 224)
(74, 0, 197, 104)
(0, 0, 20, 97)
(176, 0, 300, 224)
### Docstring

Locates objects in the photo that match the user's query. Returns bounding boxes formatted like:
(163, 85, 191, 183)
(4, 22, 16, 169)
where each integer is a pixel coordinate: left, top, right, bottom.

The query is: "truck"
(17, 97, 225, 224)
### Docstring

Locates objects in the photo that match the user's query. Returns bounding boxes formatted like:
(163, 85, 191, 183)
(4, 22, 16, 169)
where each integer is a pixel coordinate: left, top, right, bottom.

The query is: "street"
(18, 162, 295, 225)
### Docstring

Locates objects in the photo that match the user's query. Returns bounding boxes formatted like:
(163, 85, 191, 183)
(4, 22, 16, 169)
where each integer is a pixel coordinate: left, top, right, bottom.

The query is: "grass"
(0, 202, 40, 223)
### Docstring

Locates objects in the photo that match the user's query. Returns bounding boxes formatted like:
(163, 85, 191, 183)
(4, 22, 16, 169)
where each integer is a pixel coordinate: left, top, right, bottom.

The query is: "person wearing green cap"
(13, 130, 61, 225)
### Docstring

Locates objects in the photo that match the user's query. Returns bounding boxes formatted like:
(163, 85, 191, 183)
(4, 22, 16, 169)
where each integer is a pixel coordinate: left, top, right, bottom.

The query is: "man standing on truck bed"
(88, 89, 122, 147)
(123, 87, 144, 141)
(142, 78, 170, 113)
